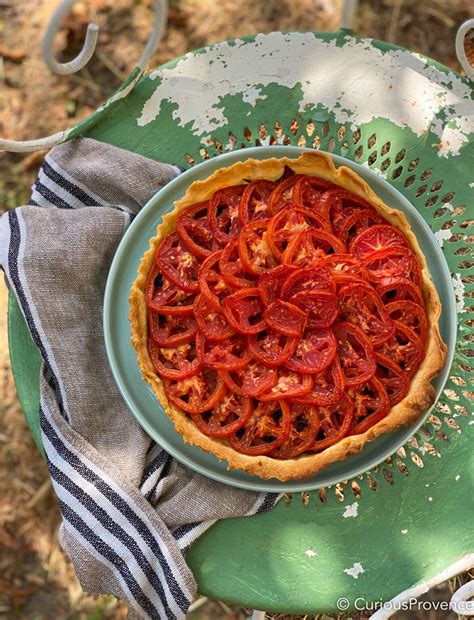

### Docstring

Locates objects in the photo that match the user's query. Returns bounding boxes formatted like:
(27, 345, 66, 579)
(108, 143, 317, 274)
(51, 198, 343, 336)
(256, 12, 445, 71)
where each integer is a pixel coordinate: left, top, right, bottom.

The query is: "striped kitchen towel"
(0, 138, 279, 619)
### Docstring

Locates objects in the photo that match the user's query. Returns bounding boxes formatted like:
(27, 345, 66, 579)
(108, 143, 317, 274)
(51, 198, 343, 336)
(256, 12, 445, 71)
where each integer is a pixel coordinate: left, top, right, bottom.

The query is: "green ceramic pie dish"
(102, 146, 456, 493)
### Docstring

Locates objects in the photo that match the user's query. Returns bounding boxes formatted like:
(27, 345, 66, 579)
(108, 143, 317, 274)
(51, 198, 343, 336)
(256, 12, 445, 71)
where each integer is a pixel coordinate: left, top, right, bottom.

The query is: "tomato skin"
(219, 238, 257, 289)
(321, 254, 369, 284)
(229, 400, 291, 455)
(239, 179, 276, 224)
(282, 227, 346, 267)
(195, 331, 252, 371)
(375, 352, 409, 405)
(318, 189, 375, 227)
(165, 370, 227, 414)
(290, 290, 338, 329)
(208, 184, 245, 245)
(219, 362, 278, 397)
(376, 277, 424, 307)
(176, 201, 215, 259)
(376, 321, 424, 378)
(192, 393, 253, 438)
(247, 329, 298, 367)
(267, 204, 332, 260)
(281, 265, 335, 299)
(193, 294, 235, 341)
(148, 312, 197, 347)
(268, 174, 302, 215)
(309, 394, 354, 452)
(222, 288, 266, 335)
(350, 224, 410, 258)
(156, 232, 200, 293)
(145, 264, 194, 315)
(264, 300, 307, 337)
(238, 218, 278, 275)
(258, 264, 299, 305)
(385, 300, 428, 342)
(148, 340, 202, 380)
(292, 175, 337, 211)
(364, 248, 422, 286)
(286, 328, 337, 374)
(198, 250, 234, 311)
(349, 376, 390, 434)
(333, 322, 376, 387)
(334, 208, 383, 245)
(338, 281, 395, 346)
(292, 355, 345, 406)
(258, 368, 313, 401)
(269, 402, 321, 459)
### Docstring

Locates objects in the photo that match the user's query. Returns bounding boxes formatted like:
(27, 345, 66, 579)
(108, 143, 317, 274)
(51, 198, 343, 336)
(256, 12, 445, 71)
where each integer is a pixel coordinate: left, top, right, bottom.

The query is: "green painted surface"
(7, 30, 473, 612)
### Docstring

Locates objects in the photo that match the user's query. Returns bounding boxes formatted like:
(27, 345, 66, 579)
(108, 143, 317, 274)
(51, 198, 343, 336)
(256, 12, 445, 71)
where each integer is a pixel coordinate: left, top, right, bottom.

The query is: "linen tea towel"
(0, 137, 279, 620)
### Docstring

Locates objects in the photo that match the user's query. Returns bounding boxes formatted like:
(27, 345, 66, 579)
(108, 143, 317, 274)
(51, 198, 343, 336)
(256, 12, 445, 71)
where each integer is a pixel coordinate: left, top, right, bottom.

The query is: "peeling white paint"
(137, 32, 474, 157)
(455, 474, 461, 481)
(469, 183, 474, 188)
(434, 228, 453, 248)
(452, 273, 466, 313)
(343, 501, 359, 518)
(428, 496, 433, 502)
(401, 529, 408, 534)
(344, 562, 365, 579)
(304, 549, 317, 558)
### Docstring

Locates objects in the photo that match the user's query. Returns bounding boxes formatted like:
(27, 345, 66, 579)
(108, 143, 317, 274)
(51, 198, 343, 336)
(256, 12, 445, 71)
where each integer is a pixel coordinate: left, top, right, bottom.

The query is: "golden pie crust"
(129, 151, 447, 481)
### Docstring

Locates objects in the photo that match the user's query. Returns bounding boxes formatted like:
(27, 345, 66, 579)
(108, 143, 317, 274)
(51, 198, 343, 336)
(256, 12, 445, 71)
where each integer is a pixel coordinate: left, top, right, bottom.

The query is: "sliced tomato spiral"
(145, 165, 429, 460)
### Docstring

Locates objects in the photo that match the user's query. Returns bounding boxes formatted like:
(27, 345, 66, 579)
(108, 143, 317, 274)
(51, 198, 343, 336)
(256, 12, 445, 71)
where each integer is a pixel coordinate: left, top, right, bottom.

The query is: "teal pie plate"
(103, 146, 456, 492)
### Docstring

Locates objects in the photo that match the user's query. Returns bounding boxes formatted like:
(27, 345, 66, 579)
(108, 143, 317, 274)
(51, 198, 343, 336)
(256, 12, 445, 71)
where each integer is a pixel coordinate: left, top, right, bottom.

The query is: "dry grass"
(0, 1, 472, 618)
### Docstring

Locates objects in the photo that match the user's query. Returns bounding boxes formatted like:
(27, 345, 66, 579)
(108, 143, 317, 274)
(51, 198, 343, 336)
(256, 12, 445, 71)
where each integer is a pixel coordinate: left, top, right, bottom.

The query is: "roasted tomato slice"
(375, 352, 409, 405)
(198, 250, 235, 311)
(219, 361, 278, 397)
(292, 175, 337, 211)
(267, 205, 331, 260)
(192, 393, 253, 438)
(333, 321, 376, 387)
(321, 253, 369, 284)
(148, 312, 197, 347)
(318, 189, 376, 227)
(239, 179, 276, 224)
(268, 174, 302, 214)
(156, 232, 200, 293)
(349, 376, 390, 435)
(283, 227, 346, 267)
(258, 264, 299, 304)
(258, 368, 313, 401)
(238, 218, 278, 275)
(281, 265, 335, 299)
(247, 328, 298, 367)
(376, 321, 424, 378)
(193, 294, 235, 341)
(349, 224, 410, 259)
(338, 282, 395, 346)
(364, 248, 422, 286)
(208, 184, 245, 245)
(145, 264, 194, 315)
(376, 276, 424, 307)
(310, 394, 354, 452)
(222, 288, 266, 334)
(195, 331, 252, 371)
(165, 369, 226, 414)
(286, 328, 336, 374)
(148, 340, 201, 380)
(219, 238, 256, 289)
(269, 402, 321, 459)
(334, 208, 383, 245)
(176, 201, 214, 259)
(290, 290, 338, 329)
(292, 355, 345, 406)
(229, 400, 291, 455)
(264, 300, 307, 337)
(385, 300, 428, 342)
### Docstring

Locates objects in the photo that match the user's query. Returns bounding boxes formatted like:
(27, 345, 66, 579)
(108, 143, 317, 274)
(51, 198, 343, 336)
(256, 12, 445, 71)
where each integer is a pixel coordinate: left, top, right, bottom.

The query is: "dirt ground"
(0, 1, 472, 618)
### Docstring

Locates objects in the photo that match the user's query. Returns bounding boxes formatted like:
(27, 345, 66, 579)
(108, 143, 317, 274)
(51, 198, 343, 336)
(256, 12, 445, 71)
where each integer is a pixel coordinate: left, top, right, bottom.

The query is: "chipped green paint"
(8, 31, 473, 613)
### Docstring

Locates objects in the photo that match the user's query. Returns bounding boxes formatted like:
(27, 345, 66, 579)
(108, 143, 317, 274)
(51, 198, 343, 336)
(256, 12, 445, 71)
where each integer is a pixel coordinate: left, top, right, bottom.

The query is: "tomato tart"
(129, 151, 446, 481)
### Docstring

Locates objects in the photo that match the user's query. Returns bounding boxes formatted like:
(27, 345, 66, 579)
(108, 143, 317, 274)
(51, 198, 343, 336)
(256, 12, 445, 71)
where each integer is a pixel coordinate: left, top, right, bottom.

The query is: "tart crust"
(129, 151, 447, 481)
